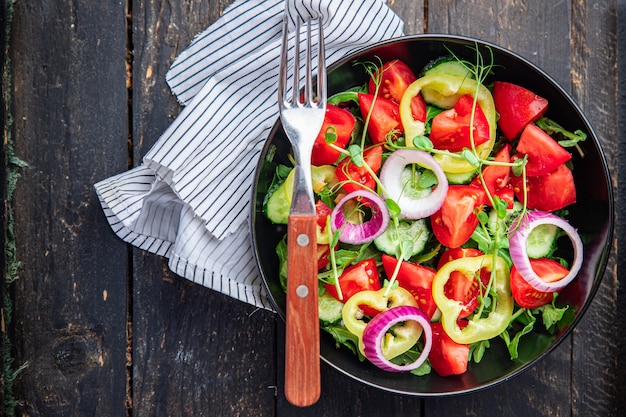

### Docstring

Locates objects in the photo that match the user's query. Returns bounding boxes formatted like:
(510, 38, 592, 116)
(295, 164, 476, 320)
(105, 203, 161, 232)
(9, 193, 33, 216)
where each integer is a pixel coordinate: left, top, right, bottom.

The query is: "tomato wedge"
(317, 244, 330, 270)
(430, 185, 487, 248)
(510, 258, 568, 308)
(437, 248, 491, 319)
(428, 322, 470, 377)
(368, 60, 427, 123)
(493, 81, 548, 140)
(430, 94, 490, 152)
(510, 163, 576, 212)
(358, 93, 403, 144)
(335, 145, 383, 194)
(311, 104, 356, 166)
(324, 258, 381, 302)
(381, 254, 438, 319)
(471, 143, 513, 207)
(515, 123, 572, 176)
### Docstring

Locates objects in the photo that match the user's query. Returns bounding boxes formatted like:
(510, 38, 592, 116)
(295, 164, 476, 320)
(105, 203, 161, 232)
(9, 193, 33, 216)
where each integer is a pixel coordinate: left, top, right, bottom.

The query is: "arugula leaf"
(502, 309, 537, 359)
(535, 117, 587, 148)
(470, 339, 490, 363)
(533, 302, 571, 333)
(275, 237, 288, 292)
(322, 324, 364, 360)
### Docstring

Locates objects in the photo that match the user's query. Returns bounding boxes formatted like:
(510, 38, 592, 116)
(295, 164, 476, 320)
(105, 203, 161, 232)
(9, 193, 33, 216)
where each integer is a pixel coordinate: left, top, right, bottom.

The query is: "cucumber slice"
(264, 180, 289, 224)
(526, 223, 559, 259)
(420, 57, 474, 109)
(487, 201, 523, 246)
(488, 203, 559, 258)
(374, 219, 430, 257)
(421, 87, 460, 109)
(445, 169, 478, 185)
(318, 290, 344, 325)
(423, 59, 473, 79)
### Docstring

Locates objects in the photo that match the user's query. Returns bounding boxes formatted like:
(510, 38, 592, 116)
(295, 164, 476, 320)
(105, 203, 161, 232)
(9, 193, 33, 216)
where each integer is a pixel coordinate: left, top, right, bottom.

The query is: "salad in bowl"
(251, 35, 612, 395)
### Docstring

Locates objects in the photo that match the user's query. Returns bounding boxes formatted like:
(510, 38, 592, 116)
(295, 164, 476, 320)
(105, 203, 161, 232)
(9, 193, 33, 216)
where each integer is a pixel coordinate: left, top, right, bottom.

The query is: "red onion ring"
(330, 189, 390, 244)
(379, 149, 449, 219)
(508, 211, 583, 292)
(362, 306, 432, 372)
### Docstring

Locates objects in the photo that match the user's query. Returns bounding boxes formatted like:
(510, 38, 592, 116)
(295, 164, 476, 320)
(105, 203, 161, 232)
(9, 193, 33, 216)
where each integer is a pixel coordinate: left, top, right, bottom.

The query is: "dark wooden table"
(3, 0, 623, 416)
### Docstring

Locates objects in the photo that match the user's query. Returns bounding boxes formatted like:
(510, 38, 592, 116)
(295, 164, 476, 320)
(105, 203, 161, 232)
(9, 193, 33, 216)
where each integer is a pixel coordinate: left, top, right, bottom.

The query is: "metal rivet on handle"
(296, 285, 309, 298)
(296, 233, 310, 247)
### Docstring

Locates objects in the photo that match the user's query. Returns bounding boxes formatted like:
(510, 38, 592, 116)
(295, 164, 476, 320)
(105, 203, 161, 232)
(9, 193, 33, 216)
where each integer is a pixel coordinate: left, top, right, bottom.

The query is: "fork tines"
(279, 16, 326, 109)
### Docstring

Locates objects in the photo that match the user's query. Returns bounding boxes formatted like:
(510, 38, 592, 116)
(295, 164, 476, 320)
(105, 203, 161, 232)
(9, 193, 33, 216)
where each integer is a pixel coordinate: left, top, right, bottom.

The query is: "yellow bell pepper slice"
(399, 73, 497, 174)
(432, 254, 513, 344)
(342, 287, 422, 359)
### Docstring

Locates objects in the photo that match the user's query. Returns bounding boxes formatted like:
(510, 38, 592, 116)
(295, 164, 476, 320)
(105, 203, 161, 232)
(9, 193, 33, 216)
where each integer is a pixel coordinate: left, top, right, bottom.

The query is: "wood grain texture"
(1, 0, 8, 410)
(129, 1, 276, 415)
(5, 0, 621, 415)
(570, 1, 620, 416)
(285, 214, 320, 407)
(9, 1, 129, 415)
(616, 2, 626, 414)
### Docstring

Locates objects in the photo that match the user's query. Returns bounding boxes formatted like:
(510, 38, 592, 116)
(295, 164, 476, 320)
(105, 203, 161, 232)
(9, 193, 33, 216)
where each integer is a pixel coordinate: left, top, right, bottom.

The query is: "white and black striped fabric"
(94, 0, 404, 310)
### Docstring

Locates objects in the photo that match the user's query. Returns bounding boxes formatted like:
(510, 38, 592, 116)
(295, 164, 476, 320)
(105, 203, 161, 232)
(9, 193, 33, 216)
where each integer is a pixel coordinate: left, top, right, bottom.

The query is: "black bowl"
(250, 34, 614, 396)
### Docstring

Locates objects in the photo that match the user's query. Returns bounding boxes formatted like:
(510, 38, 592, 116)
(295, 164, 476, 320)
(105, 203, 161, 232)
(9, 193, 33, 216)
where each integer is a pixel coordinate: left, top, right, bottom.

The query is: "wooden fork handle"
(285, 213, 321, 407)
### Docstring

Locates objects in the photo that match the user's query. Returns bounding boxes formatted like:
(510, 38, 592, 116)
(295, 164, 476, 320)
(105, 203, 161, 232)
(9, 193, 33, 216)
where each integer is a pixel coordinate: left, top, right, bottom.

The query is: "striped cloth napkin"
(94, 0, 404, 310)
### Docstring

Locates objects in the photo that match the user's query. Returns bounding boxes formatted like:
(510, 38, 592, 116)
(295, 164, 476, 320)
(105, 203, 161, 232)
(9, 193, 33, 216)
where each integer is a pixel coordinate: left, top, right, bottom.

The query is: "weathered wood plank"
(129, 1, 276, 415)
(570, 1, 620, 416)
(130, 264, 277, 416)
(1, 0, 9, 411)
(10, 1, 129, 416)
(389, 0, 425, 34)
(616, 1, 626, 414)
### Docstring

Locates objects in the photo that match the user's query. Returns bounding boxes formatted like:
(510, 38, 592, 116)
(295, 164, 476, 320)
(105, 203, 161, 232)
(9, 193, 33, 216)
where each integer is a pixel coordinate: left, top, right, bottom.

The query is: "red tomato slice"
(514, 124, 572, 176)
(510, 163, 576, 212)
(428, 322, 470, 377)
(492, 185, 515, 209)
(493, 81, 549, 140)
(381, 254, 438, 319)
(510, 258, 568, 308)
(315, 200, 332, 229)
(317, 244, 330, 270)
(324, 258, 381, 303)
(437, 248, 491, 319)
(358, 93, 403, 144)
(368, 59, 426, 122)
(471, 144, 513, 208)
(430, 94, 490, 153)
(335, 145, 383, 194)
(430, 185, 487, 248)
(311, 104, 356, 166)
(315, 201, 333, 270)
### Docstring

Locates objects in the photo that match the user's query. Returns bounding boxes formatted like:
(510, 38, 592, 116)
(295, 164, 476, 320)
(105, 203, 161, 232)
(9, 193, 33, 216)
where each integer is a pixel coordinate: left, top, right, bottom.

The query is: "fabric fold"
(94, 0, 404, 310)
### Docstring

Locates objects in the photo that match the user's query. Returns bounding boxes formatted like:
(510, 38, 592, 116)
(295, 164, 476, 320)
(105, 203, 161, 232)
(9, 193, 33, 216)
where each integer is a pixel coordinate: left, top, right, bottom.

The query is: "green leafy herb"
(322, 324, 364, 360)
(470, 339, 490, 363)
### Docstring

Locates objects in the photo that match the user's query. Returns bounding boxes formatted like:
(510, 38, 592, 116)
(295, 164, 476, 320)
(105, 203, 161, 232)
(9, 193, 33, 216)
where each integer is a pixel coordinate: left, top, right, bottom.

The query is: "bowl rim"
(250, 33, 615, 396)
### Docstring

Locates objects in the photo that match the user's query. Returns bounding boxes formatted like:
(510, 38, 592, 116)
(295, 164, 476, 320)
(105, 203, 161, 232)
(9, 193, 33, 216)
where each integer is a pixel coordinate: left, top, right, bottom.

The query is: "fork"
(278, 14, 326, 407)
